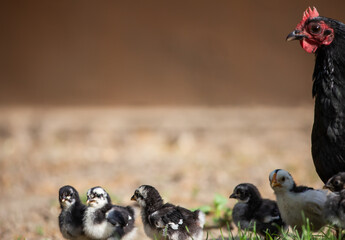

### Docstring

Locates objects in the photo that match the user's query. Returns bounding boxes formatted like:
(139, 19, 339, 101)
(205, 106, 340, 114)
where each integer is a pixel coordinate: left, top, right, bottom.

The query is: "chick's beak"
(229, 193, 237, 199)
(131, 195, 137, 201)
(286, 30, 308, 42)
(323, 182, 333, 191)
(270, 173, 281, 188)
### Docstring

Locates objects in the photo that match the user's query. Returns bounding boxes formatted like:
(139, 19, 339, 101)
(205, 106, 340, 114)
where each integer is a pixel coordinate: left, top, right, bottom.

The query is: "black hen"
(287, 7, 345, 183)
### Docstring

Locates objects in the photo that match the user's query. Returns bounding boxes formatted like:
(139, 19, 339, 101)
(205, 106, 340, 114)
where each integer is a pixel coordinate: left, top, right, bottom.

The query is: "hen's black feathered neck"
(311, 17, 345, 183)
(312, 18, 345, 98)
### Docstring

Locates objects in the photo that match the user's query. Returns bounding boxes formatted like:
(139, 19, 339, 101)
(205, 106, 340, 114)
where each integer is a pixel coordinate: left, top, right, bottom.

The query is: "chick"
(58, 185, 90, 240)
(324, 189, 345, 229)
(131, 185, 205, 240)
(324, 172, 345, 192)
(230, 183, 285, 236)
(83, 186, 136, 240)
(269, 169, 327, 232)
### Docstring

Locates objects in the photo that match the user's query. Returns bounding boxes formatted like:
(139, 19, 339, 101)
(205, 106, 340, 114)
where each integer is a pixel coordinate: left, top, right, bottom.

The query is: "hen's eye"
(310, 23, 321, 34)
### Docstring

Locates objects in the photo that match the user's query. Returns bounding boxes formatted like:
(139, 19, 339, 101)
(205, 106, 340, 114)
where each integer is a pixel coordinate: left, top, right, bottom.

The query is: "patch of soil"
(0, 106, 321, 239)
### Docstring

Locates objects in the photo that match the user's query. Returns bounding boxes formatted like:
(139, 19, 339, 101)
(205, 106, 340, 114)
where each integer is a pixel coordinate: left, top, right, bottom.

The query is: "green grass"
(204, 224, 341, 240)
(195, 194, 232, 229)
(35, 225, 44, 236)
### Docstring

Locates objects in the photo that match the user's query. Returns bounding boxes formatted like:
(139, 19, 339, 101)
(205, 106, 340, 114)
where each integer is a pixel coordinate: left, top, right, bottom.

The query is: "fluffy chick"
(230, 183, 285, 236)
(131, 185, 205, 240)
(269, 169, 328, 232)
(58, 185, 90, 240)
(83, 186, 136, 240)
(324, 189, 345, 228)
(324, 172, 345, 192)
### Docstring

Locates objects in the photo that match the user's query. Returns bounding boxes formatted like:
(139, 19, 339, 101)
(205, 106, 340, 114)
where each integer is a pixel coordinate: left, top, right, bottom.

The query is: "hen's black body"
(311, 18, 345, 183)
(288, 8, 345, 183)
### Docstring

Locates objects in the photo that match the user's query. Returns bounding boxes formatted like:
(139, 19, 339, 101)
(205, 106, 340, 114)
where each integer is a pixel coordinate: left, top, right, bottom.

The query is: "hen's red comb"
(302, 6, 319, 20)
(296, 7, 319, 29)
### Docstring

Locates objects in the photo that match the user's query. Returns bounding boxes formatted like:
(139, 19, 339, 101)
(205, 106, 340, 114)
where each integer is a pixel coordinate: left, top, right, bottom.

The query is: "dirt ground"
(0, 106, 324, 239)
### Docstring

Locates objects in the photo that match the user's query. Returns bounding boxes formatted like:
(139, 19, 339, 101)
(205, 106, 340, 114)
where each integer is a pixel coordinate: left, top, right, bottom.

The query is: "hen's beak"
(270, 172, 282, 187)
(286, 30, 308, 41)
(131, 195, 137, 201)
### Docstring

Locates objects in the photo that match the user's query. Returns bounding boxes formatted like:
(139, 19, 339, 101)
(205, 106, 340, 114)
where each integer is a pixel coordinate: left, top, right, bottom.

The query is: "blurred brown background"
(1, 1, 345, 239)
(1, 0, 344, 106)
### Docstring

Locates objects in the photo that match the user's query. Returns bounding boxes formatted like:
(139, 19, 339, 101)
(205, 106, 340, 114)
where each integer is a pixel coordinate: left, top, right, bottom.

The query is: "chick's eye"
(281, 177, 285, 182)
(309, 23, 321, 34)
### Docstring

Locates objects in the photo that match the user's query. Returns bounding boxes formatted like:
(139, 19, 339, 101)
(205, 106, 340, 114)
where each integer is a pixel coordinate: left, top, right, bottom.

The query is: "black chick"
(83, 186, 136, 240)
(324, 172, 345, 192)
(131, 185, 205, 240)
(58, 185, 90, 240)
(324, 189, 345, 229)
(230, 183, 285, 236)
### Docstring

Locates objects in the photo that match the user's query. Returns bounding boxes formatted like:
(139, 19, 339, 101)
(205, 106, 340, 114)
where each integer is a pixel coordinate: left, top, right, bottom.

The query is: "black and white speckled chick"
(131, 185, 205, 240)
(230, 183, 285, 236)
(269, 169, 328, 232)
(324, 189, 345, 228)
(83, 186, 136, 240)
(58, 185, 90, 240)
(324, 172, 345, 192)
